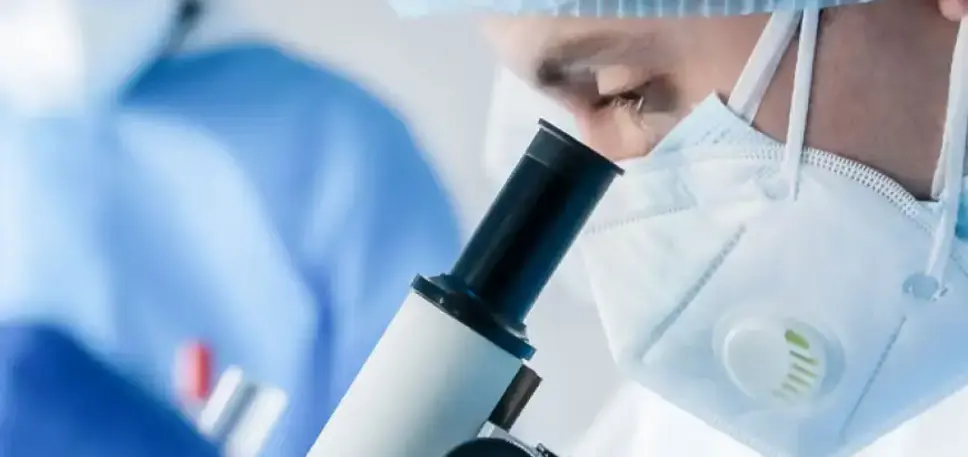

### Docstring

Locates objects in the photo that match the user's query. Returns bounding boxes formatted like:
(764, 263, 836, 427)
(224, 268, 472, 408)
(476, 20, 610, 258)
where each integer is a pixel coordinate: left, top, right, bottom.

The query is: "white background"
(236, 0, 624, 452)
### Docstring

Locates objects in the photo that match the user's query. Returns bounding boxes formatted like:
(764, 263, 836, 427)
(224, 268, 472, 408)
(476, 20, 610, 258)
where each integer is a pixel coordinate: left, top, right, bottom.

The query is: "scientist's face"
(480, 0, 957, 198)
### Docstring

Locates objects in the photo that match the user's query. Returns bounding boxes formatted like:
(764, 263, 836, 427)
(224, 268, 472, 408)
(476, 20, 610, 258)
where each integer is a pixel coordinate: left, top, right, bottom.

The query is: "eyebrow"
(533, 31, 654, 90)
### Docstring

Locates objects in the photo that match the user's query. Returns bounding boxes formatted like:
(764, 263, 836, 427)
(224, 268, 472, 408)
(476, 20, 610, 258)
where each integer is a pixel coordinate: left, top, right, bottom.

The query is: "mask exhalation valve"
(718, 318, 839, 407)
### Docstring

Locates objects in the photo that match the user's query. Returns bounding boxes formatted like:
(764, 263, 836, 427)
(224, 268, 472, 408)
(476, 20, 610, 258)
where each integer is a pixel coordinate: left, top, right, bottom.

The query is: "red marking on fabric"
(177, 340, 213, 403)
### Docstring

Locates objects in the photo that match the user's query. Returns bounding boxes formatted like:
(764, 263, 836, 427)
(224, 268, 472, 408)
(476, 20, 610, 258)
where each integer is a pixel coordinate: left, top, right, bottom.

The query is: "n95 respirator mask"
(578, 11, 968, 457)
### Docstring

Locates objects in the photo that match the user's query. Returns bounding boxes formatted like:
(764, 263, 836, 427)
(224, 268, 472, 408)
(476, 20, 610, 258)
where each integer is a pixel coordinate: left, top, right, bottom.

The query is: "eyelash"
(598, 75, 679, 120)
(611, 92, 646, 116)
(595, 86, 648, 118)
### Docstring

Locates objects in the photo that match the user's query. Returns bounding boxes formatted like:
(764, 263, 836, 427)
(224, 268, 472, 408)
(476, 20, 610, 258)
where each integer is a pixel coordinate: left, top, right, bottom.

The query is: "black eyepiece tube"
(451, 119, 622, 325)
(411, 119, 622, 360)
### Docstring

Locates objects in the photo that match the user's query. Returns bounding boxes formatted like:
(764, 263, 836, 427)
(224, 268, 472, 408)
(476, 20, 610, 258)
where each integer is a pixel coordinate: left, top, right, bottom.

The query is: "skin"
(481, 0, 965, 199)
(941, 0, 968, 18)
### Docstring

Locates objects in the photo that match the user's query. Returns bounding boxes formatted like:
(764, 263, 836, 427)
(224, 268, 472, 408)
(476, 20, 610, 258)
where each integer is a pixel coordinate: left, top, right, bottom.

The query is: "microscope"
(308, 119, 622, 457)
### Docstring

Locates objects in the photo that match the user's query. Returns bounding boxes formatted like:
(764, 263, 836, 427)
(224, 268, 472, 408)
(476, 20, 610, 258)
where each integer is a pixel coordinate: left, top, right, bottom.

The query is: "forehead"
(480, 16, 666, 84)
(479, 14, 773, 90)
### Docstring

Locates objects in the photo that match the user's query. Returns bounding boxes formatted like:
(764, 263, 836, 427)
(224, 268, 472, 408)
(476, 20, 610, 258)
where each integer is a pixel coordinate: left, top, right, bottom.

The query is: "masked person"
(0, 1, 459, 456)
(388, 0, 968, 456)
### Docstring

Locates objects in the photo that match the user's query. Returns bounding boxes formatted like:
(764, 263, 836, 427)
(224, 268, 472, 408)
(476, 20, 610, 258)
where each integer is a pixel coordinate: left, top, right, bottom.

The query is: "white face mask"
(578, 10, 968, 457)
(0, 0, 184, 116)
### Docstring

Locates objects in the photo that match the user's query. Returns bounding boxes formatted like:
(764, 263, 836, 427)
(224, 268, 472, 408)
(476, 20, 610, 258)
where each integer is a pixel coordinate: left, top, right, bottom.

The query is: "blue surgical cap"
(389, 0, 877, 18)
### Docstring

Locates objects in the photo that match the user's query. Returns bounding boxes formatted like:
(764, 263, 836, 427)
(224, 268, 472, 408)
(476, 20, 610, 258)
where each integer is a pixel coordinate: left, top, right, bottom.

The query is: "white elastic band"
(727, 10, 802, 123)
(729, 9, 818, 201)
(778, 8, 820, 200)
(924, 19, 968, 283)
(932, 140, 947, 200)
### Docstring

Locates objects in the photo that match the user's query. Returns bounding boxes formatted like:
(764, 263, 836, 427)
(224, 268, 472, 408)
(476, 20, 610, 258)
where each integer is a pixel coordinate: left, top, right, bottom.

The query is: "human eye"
(606, 90, 648, 119)
(595, 76, 677, 122)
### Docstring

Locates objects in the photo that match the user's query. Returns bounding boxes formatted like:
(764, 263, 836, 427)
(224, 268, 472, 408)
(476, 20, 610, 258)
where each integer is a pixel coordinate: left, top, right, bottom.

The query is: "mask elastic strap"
(728, 9, 819, 201)
(727, 10, 802, 123)
(778, 9, 819, 200)
(916, 19, 968, 299)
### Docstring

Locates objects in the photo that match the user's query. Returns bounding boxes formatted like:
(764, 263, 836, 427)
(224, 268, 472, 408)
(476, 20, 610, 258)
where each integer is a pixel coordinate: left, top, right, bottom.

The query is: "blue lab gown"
(0, 44, 460, 456)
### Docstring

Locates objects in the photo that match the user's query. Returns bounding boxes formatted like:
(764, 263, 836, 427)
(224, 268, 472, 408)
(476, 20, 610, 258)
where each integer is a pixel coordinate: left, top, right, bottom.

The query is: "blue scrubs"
(0, 44, 460, 456)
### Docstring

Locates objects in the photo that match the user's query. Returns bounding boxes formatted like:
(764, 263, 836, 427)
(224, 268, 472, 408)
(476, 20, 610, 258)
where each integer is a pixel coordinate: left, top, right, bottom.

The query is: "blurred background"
(231, 0, 624, 452)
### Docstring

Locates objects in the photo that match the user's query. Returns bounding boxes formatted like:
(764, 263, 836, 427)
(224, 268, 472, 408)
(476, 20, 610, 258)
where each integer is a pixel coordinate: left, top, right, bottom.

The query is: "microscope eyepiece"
(451, 120, 621, 325)
(412, 119, 622, 360)
(527, 119, 623, 184)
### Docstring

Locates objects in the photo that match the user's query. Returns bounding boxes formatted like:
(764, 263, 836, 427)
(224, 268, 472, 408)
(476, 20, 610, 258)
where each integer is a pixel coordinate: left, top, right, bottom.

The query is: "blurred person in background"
(389, 0, 968, 456)
(0, 0, 458, 456)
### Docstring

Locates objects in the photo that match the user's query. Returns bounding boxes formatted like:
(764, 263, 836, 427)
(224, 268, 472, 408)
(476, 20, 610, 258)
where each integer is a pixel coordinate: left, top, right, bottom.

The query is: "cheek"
(674, 50, 750, 109)
(574, 112, 637, 161)
(573, 109, 681, 161)
(670, 17, 768, 106)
